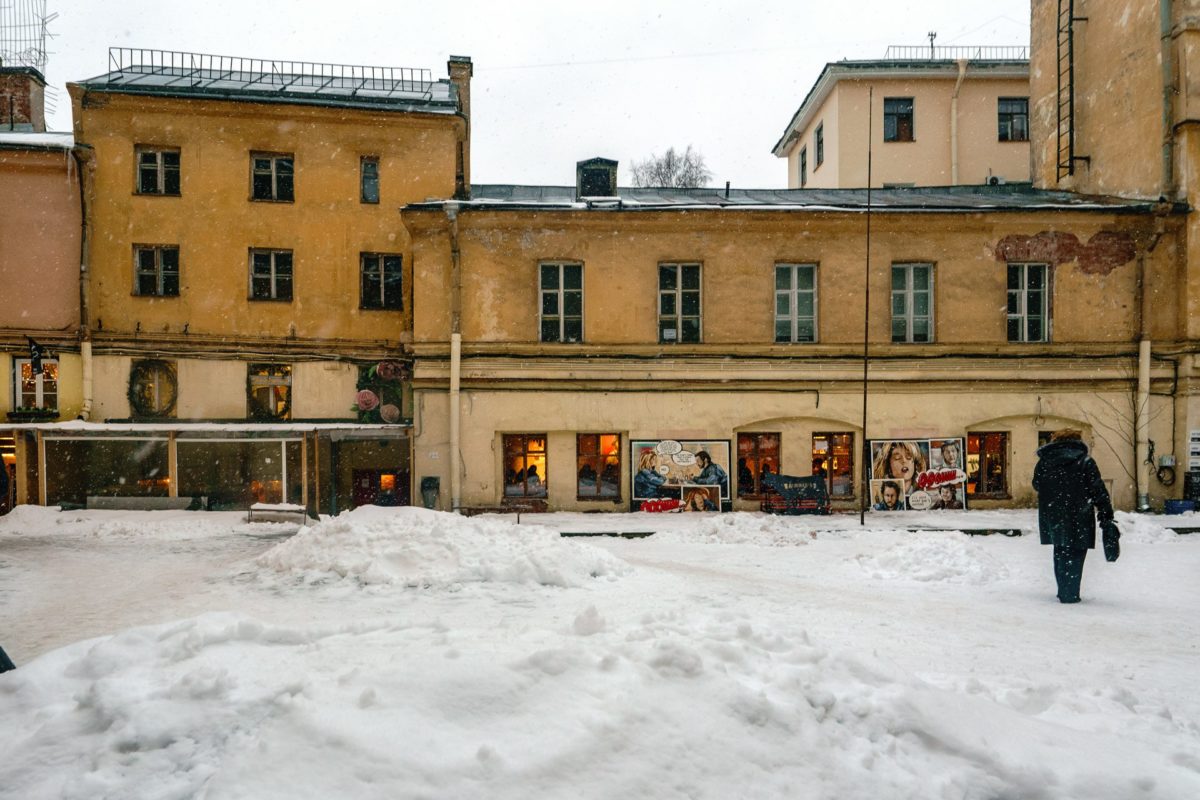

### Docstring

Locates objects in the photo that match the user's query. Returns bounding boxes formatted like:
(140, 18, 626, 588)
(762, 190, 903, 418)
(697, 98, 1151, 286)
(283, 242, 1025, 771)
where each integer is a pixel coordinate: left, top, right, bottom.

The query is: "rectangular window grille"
(361, 253, 402, 310)
(136, 147, 180, 195)
(775, 263, 817, 343)
(251, 153, 294, 201)
(891, 263, 933, 343)
(250, 249, 293, 301)
(134, 245, 180, 296)
(883, 97, 914, 142)
(1007, 263, 1048, 342)
(540, 262, 584, 342)
(658, 263, 701, 343)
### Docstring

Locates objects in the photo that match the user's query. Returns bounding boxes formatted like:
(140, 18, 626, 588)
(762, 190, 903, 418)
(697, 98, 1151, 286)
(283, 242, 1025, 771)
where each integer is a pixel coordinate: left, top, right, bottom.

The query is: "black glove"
(1101, 520, 1120, 563)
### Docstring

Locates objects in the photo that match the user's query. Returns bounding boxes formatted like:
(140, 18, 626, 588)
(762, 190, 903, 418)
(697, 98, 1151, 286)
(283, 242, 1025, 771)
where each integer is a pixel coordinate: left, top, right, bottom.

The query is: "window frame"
(133, 244, 180, 297)
(1007, 262, 1051, 343)
(539, 261, 584, 343)
(967, 431, 1010, 499)
(128, 359, 177, 419)
(799, 146, 807, 187)
(360, 252, 403, 311)
(658, 262, 702, 344)
(247, 363, 293, 421)
(135, 146, 181, 196)
(815, 122, 824, 167)
(250, 152, 295, 202)
(998, 97, 1029, 142)
(890, 262, 934, 343)
(360, 156, 380, 204)
(774, 262, 818, 343)
(249, 248, 294, 302)
(13, 357, 59, 410)
(883, 97, 915, 142)
(812, 432, 854, 498)
(736, 432, 781, 498)
(503, 433, 548, 498)
(576, 433, 621, 501)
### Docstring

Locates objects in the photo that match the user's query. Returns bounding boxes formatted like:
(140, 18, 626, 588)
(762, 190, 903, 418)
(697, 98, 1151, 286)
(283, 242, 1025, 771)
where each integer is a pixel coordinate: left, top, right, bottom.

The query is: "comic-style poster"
(868, 438, 966, 511)
(631, 440, 731, 504)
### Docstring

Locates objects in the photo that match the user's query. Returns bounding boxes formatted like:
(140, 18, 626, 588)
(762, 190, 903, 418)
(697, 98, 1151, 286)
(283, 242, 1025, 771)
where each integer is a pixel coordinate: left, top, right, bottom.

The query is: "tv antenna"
(0, 0, 57, 69)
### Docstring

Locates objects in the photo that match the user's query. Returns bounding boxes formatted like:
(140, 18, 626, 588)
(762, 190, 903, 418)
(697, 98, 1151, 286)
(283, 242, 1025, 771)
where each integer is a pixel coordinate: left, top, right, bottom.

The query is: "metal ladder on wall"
(1056, 0, 1089, 179)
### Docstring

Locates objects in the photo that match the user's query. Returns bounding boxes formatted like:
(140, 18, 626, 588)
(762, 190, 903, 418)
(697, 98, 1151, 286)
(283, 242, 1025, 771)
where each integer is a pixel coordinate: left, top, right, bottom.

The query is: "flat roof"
(0, 131, 74, 151)
(405, 183, 1183, 215)
(74, 47, 460, 115)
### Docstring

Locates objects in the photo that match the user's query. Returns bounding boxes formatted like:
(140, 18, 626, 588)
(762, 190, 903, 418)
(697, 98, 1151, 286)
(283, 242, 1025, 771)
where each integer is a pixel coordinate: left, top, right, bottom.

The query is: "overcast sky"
(34, 1, 1029, 188)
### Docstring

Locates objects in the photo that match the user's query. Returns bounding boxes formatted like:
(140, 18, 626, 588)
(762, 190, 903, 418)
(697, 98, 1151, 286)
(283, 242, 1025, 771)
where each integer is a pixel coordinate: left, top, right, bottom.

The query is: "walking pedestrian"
(1032, 430, 1118, 604)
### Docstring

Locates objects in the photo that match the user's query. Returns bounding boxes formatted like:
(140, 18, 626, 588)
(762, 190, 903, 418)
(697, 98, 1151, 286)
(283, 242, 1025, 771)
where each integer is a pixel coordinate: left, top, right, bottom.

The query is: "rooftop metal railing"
(883, 45, 1029, 61)
(105, 47, 435, 98)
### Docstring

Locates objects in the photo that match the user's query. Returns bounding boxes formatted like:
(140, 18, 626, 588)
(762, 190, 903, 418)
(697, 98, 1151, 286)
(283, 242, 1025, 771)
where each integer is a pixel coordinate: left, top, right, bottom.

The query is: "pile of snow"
(0, 504, 63, 535)
(652, 512, 814, 546)
(1116, 510, 1188, 544)
(255, 506, 628, 588)
(854, 531, 1009, 584)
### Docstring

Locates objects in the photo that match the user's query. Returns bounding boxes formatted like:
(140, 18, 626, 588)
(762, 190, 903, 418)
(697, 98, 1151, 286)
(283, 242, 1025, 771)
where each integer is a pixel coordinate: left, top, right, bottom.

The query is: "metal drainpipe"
(71, 144, 93, 420)
(1162, 0, 1176, 197)
(951, 59, 968, 185)
(446, 203, 462, 511)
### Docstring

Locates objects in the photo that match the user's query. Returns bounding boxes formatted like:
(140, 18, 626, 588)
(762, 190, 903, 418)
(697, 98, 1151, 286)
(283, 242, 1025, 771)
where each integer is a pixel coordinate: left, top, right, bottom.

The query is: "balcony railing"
(883, 45, 1029, 61)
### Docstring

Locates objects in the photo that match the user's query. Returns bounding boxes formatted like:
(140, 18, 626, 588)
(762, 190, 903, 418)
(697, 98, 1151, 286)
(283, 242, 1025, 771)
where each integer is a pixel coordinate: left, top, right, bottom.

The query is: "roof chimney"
(447, 56, 473, 199)
(576, 157, 618, 200)
(0, 66, 47, 132)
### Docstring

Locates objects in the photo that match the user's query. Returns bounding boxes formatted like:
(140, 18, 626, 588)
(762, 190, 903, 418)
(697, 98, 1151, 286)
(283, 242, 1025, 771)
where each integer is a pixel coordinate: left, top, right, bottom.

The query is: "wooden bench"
(459, 499, 547, 522)
(247, 502, 309, 524)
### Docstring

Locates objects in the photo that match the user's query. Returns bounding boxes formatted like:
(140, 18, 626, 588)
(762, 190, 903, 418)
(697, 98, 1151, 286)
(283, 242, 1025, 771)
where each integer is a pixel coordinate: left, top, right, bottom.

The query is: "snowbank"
(854, 530, 1010, 584)
(255, 506, 629, 588)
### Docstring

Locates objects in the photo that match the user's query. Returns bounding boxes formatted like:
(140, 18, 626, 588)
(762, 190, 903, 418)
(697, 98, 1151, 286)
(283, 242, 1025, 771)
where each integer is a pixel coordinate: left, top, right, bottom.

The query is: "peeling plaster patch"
(993, 231, 1135, 276)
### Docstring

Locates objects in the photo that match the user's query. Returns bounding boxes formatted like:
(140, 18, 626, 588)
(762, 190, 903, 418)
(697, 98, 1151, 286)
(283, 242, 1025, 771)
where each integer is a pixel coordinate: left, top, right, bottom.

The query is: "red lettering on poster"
(915, 469, 966, 490)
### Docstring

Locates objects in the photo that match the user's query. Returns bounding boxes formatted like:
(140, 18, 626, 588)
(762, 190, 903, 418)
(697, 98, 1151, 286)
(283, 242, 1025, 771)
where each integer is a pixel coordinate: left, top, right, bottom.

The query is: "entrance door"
(352, 469, 410, 507)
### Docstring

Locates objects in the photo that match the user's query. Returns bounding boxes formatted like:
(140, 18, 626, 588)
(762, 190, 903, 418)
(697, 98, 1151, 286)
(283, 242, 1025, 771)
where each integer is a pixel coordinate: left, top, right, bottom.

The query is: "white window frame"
(135, 146, 180, 195)
(1007, 262, 1051, 342)
(775, 263, 817, 343)
(249, 249, 293, 301)
(891, 262, 934, 343)
(538, 261, 584, 343)
(658, 262, 702, 344)
(14, 357, 59, 410)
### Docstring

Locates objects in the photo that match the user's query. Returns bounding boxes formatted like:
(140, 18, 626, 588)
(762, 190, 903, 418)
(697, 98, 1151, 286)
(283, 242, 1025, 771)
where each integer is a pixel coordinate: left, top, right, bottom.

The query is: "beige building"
(773, 50, 1031, 189)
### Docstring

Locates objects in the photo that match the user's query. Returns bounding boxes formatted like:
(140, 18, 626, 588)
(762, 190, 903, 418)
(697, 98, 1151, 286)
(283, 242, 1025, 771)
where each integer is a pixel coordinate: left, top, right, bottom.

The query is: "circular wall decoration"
(128, 360, 178, 418)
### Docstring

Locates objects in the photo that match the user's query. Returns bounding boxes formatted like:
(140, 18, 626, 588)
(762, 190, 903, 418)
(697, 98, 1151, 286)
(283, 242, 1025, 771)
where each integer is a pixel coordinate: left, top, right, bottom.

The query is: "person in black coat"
(1032, 429, 1116, 604)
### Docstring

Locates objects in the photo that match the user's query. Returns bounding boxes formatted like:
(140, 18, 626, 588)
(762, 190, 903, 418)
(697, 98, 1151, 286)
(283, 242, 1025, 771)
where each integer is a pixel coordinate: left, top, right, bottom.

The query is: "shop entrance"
(352, 468, 410, 507)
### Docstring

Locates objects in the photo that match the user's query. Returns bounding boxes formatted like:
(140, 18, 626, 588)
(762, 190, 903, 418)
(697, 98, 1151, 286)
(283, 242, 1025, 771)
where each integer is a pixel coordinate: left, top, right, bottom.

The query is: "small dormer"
(576, 157, 618, 199)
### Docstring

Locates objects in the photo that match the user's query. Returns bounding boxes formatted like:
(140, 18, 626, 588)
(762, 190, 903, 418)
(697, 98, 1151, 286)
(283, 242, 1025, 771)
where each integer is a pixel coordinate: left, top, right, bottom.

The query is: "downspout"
(1162, 0, 1176, 197)
(446, 203, 462, 511)
(950, 59, 968, 185)
(71, 144, 93, 420)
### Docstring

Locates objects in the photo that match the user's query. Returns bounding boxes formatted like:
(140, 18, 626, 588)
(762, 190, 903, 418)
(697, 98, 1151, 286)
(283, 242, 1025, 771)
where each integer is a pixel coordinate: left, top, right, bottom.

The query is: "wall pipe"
(71, 144, 94, 420)
(446, 203, 463, 511)
(950, 59, 968, 185)
(1162, 0, 1176, 197)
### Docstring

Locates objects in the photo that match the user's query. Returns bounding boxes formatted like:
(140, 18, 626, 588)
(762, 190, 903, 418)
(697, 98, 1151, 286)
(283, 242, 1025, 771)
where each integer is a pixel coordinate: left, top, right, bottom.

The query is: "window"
(799, 147, 807, 187)
(503, 434, 547, 497)
(659, 262, 701, 343)
(361, 156, 380, 203)
(577, 433, 620, 500)
(812, 433, 854, 497)
(815, 123, 824, 167)
(128, 360, 177, 418)
(248, 364, 292, 421)
(775, 263, 817, 343)
(361, 253, 402, 310)
(884, 97, 914, 142)
(998, 97, 1029, 142)
(1007, 263, 1049, 342)
(540, 262, 583, 342)
(737, 433, 780, 497)
(967, 432, 1009, 497)
(134, 245, 179, 297)
(136, 147, 180, 195)
(891, 263, 933, 343)
(251, 153, 294, 201)
(14, 358, 58, 410)
(250, 249, 293, 301)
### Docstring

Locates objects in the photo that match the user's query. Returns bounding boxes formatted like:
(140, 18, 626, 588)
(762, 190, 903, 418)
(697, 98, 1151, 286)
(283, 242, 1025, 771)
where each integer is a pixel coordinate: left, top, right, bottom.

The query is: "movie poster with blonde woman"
(631, 440, 731, 504)
(868, 438, 966, 511)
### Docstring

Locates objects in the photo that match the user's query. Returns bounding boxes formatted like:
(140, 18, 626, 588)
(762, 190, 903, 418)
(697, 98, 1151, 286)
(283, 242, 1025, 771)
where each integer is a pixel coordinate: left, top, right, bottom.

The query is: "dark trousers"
(1052, 545, 1088, 602)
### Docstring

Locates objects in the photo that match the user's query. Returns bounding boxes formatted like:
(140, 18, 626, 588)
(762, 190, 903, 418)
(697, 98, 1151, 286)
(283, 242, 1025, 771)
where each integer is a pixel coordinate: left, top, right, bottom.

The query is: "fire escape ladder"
(1056, 0, 1089, 179)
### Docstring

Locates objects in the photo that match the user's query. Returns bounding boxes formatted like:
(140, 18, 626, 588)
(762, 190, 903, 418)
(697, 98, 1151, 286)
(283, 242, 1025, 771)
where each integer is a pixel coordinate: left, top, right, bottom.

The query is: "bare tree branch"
(629, 145, 712, 188)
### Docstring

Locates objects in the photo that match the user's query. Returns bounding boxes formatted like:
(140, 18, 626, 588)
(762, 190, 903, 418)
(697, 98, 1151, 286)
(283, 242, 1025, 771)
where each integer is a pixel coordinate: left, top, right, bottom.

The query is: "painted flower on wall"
(380, 403, 401, 423)
(353, 361, 409, 424)
(356, 389, 380, 412)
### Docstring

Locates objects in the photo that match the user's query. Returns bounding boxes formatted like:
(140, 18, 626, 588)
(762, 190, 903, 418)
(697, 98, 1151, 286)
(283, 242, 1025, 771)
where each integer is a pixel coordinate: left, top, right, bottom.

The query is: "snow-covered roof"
(0, 131, 75, 151)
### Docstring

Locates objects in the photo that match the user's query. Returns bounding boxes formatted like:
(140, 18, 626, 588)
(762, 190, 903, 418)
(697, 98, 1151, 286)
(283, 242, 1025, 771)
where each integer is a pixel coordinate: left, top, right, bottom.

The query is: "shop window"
(128, 360, 177, 418)
(248, 364, 292, 421)
(775, 263, 817, 343)
(812, 432, 854, 497)
(1007, 263, 1049, 342)
(251, 152, 294, 201)
(250, 249, 293, 301)
(360, 156, 380, 204)
(891, 263, 933, 343)
(136, 146, 180, 195)
(504, 434, 547, 497)
(815, 122, 824, 166)
(799, 146, 807, 187)
(736, 432, 780, 497)
(998, 98, 1029, 142)
(540, 262, 584, 343)
(361, 253, 402, 310)
(134, 245, 180, 296)
(967, 432, 1009, 498)
(884, 97, 914, 142)
(577, 433, 620, 500)
(659, 262, 701, 343)
(13, 358, 58, 411)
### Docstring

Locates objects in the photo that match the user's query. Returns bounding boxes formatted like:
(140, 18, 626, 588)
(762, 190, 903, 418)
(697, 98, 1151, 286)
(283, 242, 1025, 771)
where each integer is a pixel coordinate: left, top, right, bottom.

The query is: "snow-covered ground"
(2, 505, 1199, 799)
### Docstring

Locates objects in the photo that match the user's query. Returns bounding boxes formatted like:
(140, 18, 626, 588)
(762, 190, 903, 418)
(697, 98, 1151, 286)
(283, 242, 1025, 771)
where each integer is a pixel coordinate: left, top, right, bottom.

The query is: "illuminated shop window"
(737, 432, 780, 498)
(504, 434, 547, 498)
(577, 433, 620, 500)
(812, 432, 854, 497)
(248, 364, 292, 421)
